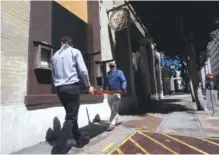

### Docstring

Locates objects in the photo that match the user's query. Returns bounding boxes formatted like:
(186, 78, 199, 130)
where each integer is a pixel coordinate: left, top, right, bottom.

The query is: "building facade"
(201, 29, 219, 89)
(208, 29, 219, 83)
(1, 1, 161, 154)
(1, 1, 108, 154)
(99, 0, 163, 108)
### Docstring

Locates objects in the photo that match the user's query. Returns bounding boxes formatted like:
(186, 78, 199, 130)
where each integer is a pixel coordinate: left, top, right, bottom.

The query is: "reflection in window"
(41, 48, 51, 69)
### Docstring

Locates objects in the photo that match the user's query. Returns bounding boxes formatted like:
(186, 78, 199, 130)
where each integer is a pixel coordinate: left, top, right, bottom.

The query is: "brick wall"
(0, 2, 110, 154)
(1, 1, 30, 105)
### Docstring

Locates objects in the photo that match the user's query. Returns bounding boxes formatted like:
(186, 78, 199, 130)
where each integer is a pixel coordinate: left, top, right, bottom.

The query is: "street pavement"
(14, 94, 219, 154)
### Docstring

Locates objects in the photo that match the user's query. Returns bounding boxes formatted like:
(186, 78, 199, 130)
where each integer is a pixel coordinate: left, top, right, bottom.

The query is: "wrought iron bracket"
(106, 2, 130, 14)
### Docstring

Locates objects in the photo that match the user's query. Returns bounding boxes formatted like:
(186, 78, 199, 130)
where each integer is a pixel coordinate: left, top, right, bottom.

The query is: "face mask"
(109, 64, 115, 68)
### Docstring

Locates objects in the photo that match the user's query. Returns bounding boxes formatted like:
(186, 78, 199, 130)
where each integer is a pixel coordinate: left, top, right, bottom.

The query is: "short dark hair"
(60, 36, 72, 46)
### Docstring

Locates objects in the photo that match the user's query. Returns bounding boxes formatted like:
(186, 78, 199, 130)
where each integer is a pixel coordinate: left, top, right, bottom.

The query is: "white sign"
(109, 8, 129, 31)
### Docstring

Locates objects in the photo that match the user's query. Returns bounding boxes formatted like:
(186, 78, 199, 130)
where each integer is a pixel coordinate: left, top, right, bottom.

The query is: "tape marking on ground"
(198, 137, 219, 146)
(161, 133, 209, 155)
(129, 137, 150, 154)
(140, 129, 219, 140)
(107, 130, 138, 155)
(139, 131, 178, 154)
(101, 142, 115, 153)
(117, 148, 123, 154)
(204, 136, 219, 140)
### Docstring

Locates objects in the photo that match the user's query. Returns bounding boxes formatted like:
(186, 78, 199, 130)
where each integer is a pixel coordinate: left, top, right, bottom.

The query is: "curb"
(154, 113, 170, 132)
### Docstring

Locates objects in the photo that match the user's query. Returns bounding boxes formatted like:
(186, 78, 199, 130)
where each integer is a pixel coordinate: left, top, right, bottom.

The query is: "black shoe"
(76, 137, 90, 148)
(51, 147, 63, 154)
(51, 146, 69, 154)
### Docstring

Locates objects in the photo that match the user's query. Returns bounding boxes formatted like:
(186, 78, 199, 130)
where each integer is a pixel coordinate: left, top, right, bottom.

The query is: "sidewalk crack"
(155, 113, 170, 132)
(192, 110, 207, 137)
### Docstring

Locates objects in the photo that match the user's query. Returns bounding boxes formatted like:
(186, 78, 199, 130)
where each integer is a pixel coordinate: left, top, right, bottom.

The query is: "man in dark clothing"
(51, 36, 94, 154)
(205, 73, 216, 90)
(102, 61, 127, 131)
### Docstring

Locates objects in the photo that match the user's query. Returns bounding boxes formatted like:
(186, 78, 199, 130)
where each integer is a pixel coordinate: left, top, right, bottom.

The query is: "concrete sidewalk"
(156, 111, 219, 137)
(71, 114, 166, 154)
(73, 95, 219, 154)
(156, 94, 219, 138)
(14, 94, 219, 154)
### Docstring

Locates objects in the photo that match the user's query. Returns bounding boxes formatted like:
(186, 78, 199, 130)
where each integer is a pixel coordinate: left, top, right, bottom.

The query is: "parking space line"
(141, 129, 196, 138)
(204, 137, 219, 140)
(139, 129, 152, 133)
(139, 131, 178, 154)
(107, 129, 218, 154)
(101, 142, 115, 153)
(161, 133, 209, 155)
(198, 138, 219, 146)
(107, 130, 138, 154)
(117, 148, 123, 154)
(141, 130, 219, 140)
(129, 137, 150, 154)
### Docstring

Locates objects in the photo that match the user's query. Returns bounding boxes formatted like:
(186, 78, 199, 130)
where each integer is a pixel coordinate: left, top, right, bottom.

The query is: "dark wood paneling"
(26, 1, 103, 105)
(25, 94, 104, 105)
(114, 29, 133, 95)
(27, 1, 52, 95)
(89, 1, 101, 54)
(87, 1, 101, 85)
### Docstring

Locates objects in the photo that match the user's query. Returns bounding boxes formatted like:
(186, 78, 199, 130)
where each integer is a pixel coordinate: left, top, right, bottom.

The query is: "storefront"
(1, 1, 161, 154)
(1, 1, 108, 154)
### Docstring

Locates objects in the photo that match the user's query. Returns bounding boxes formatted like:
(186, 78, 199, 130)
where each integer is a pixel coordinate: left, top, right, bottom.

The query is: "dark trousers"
(54, 83, 81, 149)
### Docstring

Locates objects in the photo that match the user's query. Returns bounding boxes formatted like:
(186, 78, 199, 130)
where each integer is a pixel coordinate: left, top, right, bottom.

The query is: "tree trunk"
(187, 42, 207, 111)
(179, 17, 206, 111)
(184, 75, 190, 94)
(157, 58, 164, 99)
(189, 79, 196, 102)
(184, 57, 195, 101)
(180, 59, 190, 94)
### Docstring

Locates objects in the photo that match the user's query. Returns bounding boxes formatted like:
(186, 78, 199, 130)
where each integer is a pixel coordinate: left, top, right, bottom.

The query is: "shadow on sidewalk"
(119, 98, 192, 116)
(45, 117, 109, 152)
(14, 116, 108, 154)
(145, 101, 192, 114)
(158, 99, 182, 103)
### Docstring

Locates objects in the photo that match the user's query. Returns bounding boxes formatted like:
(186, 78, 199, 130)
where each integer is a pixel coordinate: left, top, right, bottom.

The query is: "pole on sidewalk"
(206, 73, 216, 116)
(210, 89, 216, 116)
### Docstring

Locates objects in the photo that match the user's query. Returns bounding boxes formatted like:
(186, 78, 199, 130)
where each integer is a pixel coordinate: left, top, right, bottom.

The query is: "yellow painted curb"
(101, 142, 115, 153)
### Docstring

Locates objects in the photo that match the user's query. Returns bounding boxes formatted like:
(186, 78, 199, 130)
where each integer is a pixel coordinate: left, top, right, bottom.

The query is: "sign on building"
(109, 8, 129, 31)
(161, 56, 181, 72)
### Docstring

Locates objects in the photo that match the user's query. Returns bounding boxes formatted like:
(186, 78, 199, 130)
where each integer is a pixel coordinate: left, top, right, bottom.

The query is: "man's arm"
(51, 58, 55, 83)
(75, 50, 91, 88)
(118, 70, 127, 90)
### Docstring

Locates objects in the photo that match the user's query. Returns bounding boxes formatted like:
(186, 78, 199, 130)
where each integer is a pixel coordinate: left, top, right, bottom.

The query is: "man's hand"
(88, 86, 95, 95)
